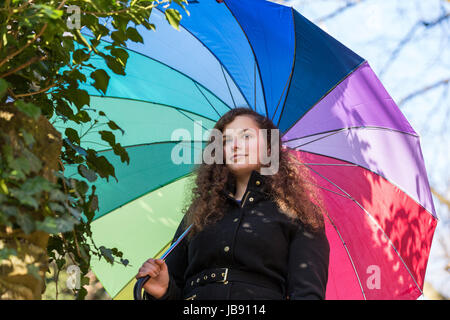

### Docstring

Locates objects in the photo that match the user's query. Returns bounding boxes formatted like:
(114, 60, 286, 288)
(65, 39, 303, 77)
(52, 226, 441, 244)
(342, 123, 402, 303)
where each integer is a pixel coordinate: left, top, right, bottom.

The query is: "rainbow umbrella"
(59, 0, 437, 299)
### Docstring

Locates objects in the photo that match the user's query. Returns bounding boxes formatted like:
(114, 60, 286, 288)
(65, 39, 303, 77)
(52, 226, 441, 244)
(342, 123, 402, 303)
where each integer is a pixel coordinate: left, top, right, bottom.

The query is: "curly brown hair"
(180, 107, 327, 240)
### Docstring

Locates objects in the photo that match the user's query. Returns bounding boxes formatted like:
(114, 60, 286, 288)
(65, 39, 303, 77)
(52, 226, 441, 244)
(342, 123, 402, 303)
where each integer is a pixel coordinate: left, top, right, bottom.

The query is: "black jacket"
(144, 169, 330, 300)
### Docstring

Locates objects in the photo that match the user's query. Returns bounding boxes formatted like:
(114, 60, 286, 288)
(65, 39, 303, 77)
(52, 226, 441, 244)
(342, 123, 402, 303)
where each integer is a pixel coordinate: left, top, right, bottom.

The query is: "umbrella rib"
(220, 64, 237, 108)
(175, 108, 215, 131)
(291, 148, 438, 222)
(84, 32, 234, 112)
(152, 7, 252, 113)
(306, 182, 352, 200)
(288, 129, 345, 149)
(321, 200, 367, 300)
(79, 140, 207, 155)
(192, 82, 222, 118)
(283, 126, 419, 145)
(273, 7, 296, 125)
(222, 1, 269, 117)
(279, 59, 367, 134)
(283, 126, 418, 148)
(304, 163, 424, 296)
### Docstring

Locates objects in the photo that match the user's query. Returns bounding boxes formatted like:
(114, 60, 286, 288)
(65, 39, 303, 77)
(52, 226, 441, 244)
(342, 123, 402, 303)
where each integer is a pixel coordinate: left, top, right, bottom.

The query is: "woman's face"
(222, 115, 268, 175)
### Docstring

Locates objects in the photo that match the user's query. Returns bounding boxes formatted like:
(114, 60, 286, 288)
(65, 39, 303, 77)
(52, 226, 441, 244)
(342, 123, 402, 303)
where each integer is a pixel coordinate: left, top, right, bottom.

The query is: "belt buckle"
(219, 268, 229, 284)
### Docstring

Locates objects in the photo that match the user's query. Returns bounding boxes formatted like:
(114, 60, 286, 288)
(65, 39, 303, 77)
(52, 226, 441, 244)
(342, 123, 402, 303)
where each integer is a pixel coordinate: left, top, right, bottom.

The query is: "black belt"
(185, 267, 283, 294)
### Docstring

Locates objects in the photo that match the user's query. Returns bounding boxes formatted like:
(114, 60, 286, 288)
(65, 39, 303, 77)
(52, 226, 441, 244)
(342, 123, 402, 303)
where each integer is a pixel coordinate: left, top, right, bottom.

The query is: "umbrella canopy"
(57, 0, 438, 299)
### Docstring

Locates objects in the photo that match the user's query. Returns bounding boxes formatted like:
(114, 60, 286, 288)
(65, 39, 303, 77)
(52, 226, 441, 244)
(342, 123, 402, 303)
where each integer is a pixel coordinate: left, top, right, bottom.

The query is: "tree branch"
(0, 55, 47, 78)
(379, 12, 450, 77)
(314, 0, 367, 24)
(398, 78, 450, 106)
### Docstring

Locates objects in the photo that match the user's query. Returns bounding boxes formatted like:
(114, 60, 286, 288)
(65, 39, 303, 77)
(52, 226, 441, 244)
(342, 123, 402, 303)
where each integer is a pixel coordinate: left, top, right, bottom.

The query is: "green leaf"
(112, 143, 130, 165)
(74, 179, 89, 196)
(110, 48, 129, 66)
(74, 110, 91, 123)
(1, 205, 18, 217)
(19, 128, 35, 147)
(104, 55, 126, 75)
(73, 49, 90, 64)
(98, 130, 116, 146)
(49, 189, 67, 202)
(9, 149, 43, 178)
(86, 150, 116, 182)
(16, 213, 36, 234)
(65, 128, 80, 145)
(0, 247, 17, 260)
(36, 215, 79, 234)
(0, 79, 9, 99)
(126, 27, 143, 43)
(21, 176, 55, 194)
(90, 69, 110, 95)
(15, 100, 41, 120)
(72, 89, 90, 110)
(48, 202, 66, 213)
(99, 246, 114, 264)
(33, 4, 63, 20)
(110, 30, 127, 45)
(165, 9, 182, 30)
(27, 264, 41, 281)
(107, 120, 124, 134)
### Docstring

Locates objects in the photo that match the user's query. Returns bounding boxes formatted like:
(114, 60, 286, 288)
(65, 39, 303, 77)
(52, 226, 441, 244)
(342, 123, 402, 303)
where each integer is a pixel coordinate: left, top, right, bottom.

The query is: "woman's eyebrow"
(223, 128, 250, 138)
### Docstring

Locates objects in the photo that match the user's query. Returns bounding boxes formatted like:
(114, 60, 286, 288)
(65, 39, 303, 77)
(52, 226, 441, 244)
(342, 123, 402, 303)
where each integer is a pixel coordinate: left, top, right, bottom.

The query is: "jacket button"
(224, 246, 230, 252)
(255, 180, 260, 186)
(249, 197, 254, 202)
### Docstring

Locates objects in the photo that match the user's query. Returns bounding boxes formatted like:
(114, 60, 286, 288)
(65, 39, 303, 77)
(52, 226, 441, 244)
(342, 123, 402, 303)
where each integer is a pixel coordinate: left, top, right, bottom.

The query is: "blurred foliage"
(0, 0, 187, 299)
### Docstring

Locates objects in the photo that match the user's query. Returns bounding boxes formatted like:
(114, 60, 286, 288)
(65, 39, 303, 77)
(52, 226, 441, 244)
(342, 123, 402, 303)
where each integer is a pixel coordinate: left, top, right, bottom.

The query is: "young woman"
(136, 107, 330, 300)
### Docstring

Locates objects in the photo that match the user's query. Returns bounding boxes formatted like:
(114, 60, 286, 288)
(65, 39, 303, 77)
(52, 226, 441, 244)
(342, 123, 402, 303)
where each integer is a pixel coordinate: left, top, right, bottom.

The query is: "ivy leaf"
(15, 100, 41, 120)
(16, 213, 36, 234)
(21, 176, 54, 195)
(36, 215, 79, 234)
(27, 264, 41, 281)
(19, 128, 35, 147)
(10, 188, 39, 209)
(90, 69, 110, 95)
(0, 247, 17, 260)
(0, 79, 9, 99)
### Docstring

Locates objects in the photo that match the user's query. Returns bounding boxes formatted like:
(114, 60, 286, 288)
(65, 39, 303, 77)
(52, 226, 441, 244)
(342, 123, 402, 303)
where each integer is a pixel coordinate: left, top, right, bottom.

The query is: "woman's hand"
(135, 258, 170, 299)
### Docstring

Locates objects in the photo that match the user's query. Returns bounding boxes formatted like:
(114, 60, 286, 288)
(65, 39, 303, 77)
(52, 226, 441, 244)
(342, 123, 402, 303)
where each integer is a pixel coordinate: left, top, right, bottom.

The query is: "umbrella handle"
(134, 275, 150, 300)
(133, 224, 193, 300)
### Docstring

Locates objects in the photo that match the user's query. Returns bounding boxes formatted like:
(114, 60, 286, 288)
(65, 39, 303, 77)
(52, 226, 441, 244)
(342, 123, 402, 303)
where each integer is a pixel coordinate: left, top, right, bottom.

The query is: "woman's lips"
(232, 154, 247, 160)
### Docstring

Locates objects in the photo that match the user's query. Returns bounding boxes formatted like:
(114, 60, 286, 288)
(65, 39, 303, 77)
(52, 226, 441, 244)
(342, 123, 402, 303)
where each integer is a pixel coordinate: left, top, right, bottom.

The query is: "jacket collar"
(222, 169, 271, 204)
